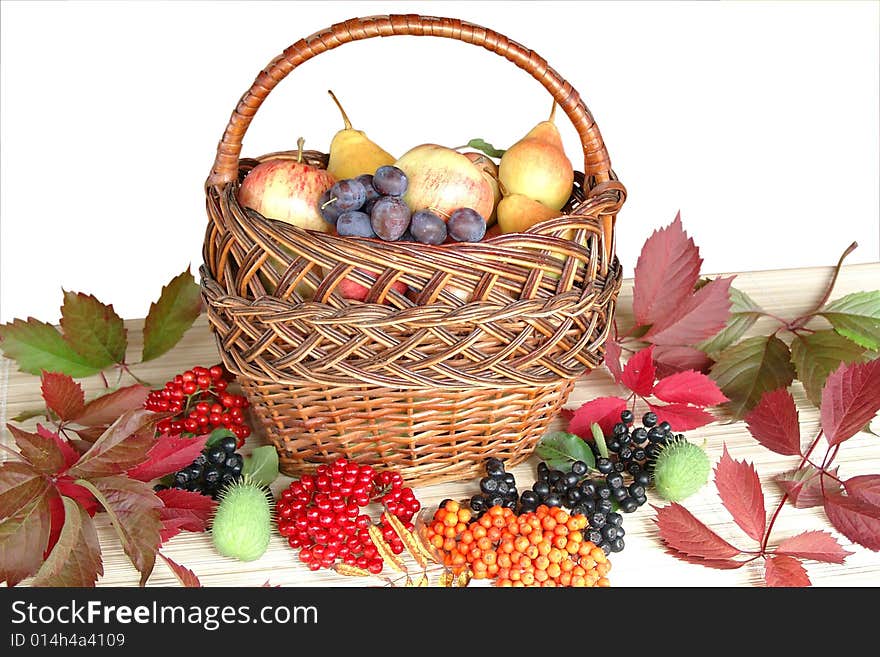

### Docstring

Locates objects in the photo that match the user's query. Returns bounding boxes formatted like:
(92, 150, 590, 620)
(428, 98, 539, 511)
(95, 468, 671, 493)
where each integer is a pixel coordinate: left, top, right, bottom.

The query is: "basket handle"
(206, 14, 620, 252)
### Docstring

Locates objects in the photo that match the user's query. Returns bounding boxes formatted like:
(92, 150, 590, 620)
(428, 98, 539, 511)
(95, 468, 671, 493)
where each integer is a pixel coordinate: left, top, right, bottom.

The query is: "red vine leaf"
(714, 446, 766, 543)
(0, 490, 52, 586)
(648, 402, 715, 431)
(653, 503, 742, 559)
(744, 388, 802, 456)
(31, 496, 103, 587)
(54, 476, 100, 516)
(568, 397, 629, 439)
(158, 552, 202, 588)
(764, 554, 811, 587)
(0, 461, 49, 519)
(776, 466, 841, 509)
(74, 384, 151, 427)
(644, 277, 734, 346)
(603, 339, 623, 384)
(824, 491, 880, 551)
(127, 433, 209, 482)
(156, 488, 216, 545)
(632, 213, 702, 328)
(821, 359, 880, 446)
(846, 475, 880, 506)
(7, 424, 74, 475)
(620, 346, 656, 396)
(652, 345, 713, 379)
(651, 369, 727, 407)
(662, 547, 746, 570)
(67, 409, 157, 479)
(40, 371, 85, 422)
(776, 530, 853, 564)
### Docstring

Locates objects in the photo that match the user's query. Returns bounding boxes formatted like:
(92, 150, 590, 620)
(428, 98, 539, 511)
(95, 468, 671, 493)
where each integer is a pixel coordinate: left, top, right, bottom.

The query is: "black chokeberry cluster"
(469, 458, 519, 515)
(155, 436, 244, 499)
(606, 409, 680, 480)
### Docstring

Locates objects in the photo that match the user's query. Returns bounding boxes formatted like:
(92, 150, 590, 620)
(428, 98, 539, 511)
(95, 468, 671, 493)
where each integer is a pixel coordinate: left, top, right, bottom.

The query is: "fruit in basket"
(327, 178, 367, 212)
(464, 152, 501, 225)
(372, 165, 409, 197)
(326, 90, 396, 179)
(410, 209, 447, 245)
(238, 138, 335, 232)
(496, 193, 562, 234)
(499, 102, 574, 211)
(370, 196, 412, 241)
(328, 267, 407, 302)
(394, 144, 494, 220)
(336, 211, 376, 238)
(211, 479, 273, 562)
(447, 207, 487, 242)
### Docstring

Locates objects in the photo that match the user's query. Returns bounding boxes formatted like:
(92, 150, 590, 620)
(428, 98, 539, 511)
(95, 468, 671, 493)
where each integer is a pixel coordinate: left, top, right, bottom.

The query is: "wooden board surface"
(2, 263, 879, 587)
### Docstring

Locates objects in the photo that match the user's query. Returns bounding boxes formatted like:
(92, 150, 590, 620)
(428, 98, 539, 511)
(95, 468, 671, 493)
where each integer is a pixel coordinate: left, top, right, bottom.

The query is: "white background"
(1, 0, 877, 323)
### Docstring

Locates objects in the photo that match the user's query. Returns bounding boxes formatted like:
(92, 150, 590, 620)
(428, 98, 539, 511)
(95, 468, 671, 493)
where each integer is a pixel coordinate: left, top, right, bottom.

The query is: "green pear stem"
(548, 101, 557, 123)
(296, 137, 305, 163)
(327, 90, 353, 130)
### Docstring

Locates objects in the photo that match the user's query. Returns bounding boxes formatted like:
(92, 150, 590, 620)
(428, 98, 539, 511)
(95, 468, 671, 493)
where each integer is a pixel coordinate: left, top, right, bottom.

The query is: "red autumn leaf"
(644, 277, 734, 346)
(558, 408, 573, 425)
(67, 409, 157, 479)
(648, 402, 715, 431)
(632, 213, 703, 328)
(776, 530, 853, 564)
(714, 446, 766, 543)
(55, 476, 99, 516)
(776, 466, 841, 509)
(6, 423, 76, 475)
(31, 496, 103, 587)
(603, 339, 623, 384)
(262, 580, 281, 587)
(653, 503, 742, 559)
(764, 554, 811, 587)
(40, 371, 85, 422)
(127, 433, 209, 482)
(568, 397, 629, 439)
(821, 359, 880, 445)
(0, 461, 50, 519)
(156, 488, 216, 545)
(652, 369, 728, 407)
(662, 547, 746, 570)
(0, 489, 52, 586)
(44, 493, 64, 560)
(652, 345, 714, 379)
(158, 552, 202, 588)
(824, 491, 880, 551)
(620, 346, 656, 396)
(846, 475, 880, 506)
(744, 388, 802, 456)
(74, 384, 151, 427)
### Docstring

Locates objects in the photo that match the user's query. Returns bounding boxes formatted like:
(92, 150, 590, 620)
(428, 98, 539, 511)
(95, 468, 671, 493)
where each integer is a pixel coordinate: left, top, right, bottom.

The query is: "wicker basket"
(201, 15, 625, 485)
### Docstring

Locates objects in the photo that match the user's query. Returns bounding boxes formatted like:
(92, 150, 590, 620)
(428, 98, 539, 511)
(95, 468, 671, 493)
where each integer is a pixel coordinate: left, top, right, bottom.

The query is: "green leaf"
(465, 138, 505, 159)
(0, 318, 102, 377)
(535, 432, 596, 471)
(142, 269, 203, 362)
(819, 291, 880, 350)
(243, 446, 279, 487)
(205, 427, 235, 449)
(77, 476, 162, 586)
(790, 330, 871, 406)
(60, 291, 127, 369)
(710, 335, 796, 418)
(32, 496, 103, 587)
(591, 423, 609, 459)
(10, 408, 46, 423)
(697, 286, 764, 357)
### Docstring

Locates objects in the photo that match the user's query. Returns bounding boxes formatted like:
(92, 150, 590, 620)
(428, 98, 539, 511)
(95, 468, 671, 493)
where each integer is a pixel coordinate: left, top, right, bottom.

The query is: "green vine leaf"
(790, 330, 871, 407)
(697, 285, 764, 357)
(464, 138, 505, 159)
(242, 446, 280, 487)
(819, 291, 880, 350)
(710, 335, 795, 418)
(60, 291, 127, 369)
(205, 428, 236, 449)
(142, 269, 203, 362)
(535, 432, 596, 471)
(0, 319, 102, 378)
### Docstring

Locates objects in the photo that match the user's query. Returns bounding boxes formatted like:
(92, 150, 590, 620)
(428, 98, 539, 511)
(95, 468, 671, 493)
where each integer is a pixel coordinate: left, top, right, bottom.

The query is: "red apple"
(464, 152, 501, 225)
(325, 267, 407, 302)
(238, 157, 335, 232)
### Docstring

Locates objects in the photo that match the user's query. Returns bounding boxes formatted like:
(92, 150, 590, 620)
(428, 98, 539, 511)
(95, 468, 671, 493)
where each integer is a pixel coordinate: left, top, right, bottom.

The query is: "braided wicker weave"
(202, 15, 625, 485)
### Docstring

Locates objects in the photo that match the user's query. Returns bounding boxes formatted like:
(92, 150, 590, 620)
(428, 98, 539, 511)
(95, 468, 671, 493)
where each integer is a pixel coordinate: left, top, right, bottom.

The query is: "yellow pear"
(496, 193, 562, 234)
(498, 103, 574, 211)
(326, 90, 395, 179)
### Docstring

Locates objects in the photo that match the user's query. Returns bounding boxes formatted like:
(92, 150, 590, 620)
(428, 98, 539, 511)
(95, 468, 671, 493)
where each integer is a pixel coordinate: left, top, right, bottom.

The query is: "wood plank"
(2, 263, 878, 587)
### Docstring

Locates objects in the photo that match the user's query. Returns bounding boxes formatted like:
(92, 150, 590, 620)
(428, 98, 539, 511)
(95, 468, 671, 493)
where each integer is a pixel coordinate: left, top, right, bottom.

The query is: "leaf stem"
(790, 240, 858, 330)
(99, 371, 110, 389)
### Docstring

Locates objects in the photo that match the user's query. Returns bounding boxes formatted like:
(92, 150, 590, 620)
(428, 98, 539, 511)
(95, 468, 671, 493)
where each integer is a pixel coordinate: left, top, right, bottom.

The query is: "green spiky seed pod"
(211, 477, 273, 562)
(652, 439, 710, 502)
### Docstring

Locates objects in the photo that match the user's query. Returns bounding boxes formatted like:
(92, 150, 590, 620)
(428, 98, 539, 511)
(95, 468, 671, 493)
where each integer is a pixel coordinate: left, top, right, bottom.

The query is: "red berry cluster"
(276, 458, 421, 574)
(144, 365, 251, 446)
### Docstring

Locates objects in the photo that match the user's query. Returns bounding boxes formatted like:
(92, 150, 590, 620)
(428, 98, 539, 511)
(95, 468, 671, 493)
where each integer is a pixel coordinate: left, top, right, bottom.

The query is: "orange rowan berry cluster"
(423, 501, 611, 587)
